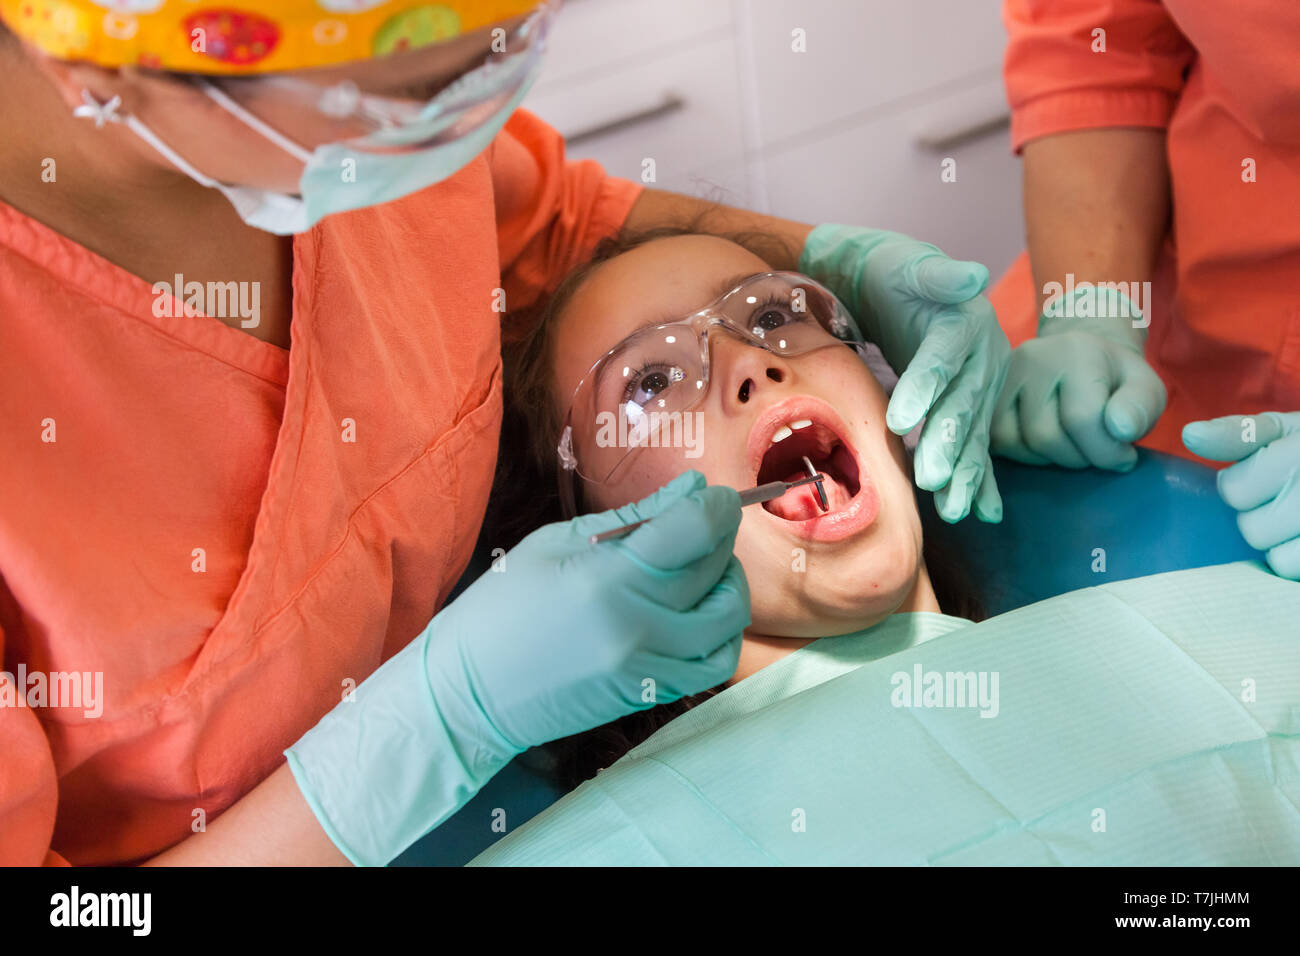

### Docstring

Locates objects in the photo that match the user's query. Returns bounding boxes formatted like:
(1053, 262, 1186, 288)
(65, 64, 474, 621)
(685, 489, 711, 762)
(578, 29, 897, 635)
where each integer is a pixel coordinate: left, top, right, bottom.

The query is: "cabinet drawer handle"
(911, 84, 1010, 150)
(913, 112, 1009, 150)
(564, 92, 687, 145)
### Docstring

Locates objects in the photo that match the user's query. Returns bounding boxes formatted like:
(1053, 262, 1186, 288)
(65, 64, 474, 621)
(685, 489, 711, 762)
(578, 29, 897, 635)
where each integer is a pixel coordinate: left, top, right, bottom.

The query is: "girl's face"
(550, 235, 926, 638)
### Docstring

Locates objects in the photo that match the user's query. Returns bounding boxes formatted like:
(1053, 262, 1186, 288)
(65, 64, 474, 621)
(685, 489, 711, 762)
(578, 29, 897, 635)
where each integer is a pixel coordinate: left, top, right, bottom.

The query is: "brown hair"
(486, 218, 984, 791)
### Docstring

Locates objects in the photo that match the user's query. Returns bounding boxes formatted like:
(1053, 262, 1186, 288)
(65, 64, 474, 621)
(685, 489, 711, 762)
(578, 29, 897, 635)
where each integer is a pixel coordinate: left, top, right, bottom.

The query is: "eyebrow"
(379, 79, 449, 101)
(369, 68, 455, 101)
(378, 69, 474, 101)
(712, 271, 763, 301)
(645, 271, 763, 326)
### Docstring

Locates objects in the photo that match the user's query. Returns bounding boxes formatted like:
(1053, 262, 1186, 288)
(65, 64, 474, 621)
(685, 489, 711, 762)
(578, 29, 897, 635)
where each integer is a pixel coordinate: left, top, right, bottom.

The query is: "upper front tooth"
(790, 419, 812, 430)
(772, 425, 793, 443)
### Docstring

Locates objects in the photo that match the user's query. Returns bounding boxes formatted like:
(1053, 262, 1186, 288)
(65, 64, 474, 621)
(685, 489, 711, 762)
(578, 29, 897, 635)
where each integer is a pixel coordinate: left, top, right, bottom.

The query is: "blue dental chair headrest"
(931, 449, 1260, 616)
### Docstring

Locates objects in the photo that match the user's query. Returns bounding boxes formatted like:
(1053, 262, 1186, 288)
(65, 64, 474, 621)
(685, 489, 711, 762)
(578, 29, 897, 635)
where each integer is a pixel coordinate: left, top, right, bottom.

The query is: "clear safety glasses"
(556, 272, 864, 517)
(196, 0, 558, 155)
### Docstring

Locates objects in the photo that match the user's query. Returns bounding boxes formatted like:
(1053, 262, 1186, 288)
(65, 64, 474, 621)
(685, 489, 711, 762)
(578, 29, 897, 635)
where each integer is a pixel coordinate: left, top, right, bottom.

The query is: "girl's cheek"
(614, 454, 714, 507)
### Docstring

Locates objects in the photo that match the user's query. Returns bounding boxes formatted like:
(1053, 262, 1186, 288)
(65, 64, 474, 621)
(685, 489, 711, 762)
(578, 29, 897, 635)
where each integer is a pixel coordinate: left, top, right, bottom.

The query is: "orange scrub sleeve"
(491, 107, 644, 338)
(990, 0, 1195, 345)
(1001, 0, 1195, 152)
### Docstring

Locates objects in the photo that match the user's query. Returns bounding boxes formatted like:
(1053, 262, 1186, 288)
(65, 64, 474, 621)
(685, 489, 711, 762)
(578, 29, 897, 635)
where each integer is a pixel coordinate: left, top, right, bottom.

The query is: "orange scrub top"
(990, 0, 1300, 461)
(0, 108, 642, 866)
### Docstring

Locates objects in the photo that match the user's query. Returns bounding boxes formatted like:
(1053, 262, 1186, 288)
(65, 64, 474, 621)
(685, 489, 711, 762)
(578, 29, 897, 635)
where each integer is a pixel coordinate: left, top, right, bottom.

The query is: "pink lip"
(744, 395, 880, 543)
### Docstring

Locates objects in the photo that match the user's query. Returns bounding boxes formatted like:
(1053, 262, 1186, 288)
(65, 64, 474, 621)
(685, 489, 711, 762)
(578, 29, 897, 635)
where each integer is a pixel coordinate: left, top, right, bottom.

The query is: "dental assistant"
(988, 0, 1300, 579)
(0, 0, 1007, 866)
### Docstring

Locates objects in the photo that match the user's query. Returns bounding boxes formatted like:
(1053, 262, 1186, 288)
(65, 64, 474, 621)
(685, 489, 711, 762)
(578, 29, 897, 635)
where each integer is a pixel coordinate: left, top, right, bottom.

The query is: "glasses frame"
(555, 270, 863, 517)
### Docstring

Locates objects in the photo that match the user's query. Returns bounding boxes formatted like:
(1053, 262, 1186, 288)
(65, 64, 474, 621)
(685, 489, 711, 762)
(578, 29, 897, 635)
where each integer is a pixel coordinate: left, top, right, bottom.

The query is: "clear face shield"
(72, 1, 560, 233)
(555, 272, 867, 517)
(197, 0, 557, 159)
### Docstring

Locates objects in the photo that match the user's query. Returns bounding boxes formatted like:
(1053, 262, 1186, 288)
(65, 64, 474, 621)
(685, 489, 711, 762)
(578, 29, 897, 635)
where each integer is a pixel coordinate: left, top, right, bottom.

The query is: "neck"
(0, 45, 298, 349)
(0, 48, 224, 238)
(730, 562, 941, 684)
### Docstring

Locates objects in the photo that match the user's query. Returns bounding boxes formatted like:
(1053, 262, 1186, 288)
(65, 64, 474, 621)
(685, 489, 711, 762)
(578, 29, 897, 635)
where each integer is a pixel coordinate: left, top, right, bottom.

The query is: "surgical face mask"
(555, 271, 875, 517)
(75, 1, 555, 234)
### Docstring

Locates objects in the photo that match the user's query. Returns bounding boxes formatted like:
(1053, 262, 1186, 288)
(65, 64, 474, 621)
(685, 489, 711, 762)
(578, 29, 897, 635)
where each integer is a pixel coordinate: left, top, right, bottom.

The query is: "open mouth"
(744, 396, 879, 542)
(757, 420, 861, 521)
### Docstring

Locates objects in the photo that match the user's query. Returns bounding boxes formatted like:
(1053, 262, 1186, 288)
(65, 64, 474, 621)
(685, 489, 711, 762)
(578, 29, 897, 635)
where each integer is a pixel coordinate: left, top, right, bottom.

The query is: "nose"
(709, 330, 792, 411)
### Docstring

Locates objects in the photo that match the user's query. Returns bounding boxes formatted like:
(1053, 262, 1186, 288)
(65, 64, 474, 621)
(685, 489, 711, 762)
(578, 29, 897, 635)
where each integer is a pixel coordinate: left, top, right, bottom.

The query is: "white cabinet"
(524, 32, 748, 187)
(533, 0, 732, 87)
(741, 0, 1009, 146)
(764, 75, 1025, 276)
(522, 0, 1024, 277)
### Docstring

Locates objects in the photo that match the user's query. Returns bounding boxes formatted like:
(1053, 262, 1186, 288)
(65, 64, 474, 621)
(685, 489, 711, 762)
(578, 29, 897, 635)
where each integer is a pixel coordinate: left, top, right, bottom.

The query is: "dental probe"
(802, 455, 829, 512)
(589, 472, 829, 545)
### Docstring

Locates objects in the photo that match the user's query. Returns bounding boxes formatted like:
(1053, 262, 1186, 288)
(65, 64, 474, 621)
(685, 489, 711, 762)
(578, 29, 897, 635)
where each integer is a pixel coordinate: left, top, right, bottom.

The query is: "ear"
(28, 46, 204, 130)
(22, 40, 130, 112)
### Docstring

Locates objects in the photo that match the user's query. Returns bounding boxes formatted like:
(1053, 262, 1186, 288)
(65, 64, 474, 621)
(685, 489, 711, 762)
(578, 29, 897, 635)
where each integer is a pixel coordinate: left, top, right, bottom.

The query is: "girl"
(491, 224, 983, 787)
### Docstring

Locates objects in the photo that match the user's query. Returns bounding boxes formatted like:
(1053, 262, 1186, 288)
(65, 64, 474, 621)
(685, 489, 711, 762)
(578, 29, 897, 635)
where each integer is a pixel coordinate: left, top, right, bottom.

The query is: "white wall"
(522, 0, 1026, 279)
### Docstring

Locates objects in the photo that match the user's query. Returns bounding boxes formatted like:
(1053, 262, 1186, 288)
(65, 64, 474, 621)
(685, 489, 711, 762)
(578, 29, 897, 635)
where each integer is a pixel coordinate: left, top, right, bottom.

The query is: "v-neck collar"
(0, 199, 292, 387)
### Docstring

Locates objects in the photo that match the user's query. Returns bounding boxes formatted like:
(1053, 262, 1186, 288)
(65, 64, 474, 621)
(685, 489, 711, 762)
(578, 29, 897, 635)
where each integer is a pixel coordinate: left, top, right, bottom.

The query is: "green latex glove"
(991, 283, 1166, 471)
(285, 469, 748, 865)
(799, 224, 1010, 523)
(1183, 411, 1300, 580)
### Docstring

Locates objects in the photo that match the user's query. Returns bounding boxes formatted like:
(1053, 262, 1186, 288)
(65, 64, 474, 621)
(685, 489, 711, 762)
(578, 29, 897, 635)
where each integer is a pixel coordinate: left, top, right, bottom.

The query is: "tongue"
(764, 468, 852, 521)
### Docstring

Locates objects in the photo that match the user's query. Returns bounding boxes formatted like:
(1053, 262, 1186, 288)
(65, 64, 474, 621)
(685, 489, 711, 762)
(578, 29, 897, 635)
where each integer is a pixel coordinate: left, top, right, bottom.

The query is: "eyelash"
(621, 360, 676, 407)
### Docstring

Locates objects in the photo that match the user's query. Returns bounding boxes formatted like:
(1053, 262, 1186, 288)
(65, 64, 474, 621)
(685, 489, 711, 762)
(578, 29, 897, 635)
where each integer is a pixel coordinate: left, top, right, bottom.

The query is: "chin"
(739, 519, 924, 640)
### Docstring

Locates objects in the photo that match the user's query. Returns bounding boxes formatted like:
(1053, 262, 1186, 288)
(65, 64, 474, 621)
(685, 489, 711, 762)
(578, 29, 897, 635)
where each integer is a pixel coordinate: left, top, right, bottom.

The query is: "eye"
(753, 307, 791, 332)
(746, 293, 813, 337)
(622, 363, 682, 412)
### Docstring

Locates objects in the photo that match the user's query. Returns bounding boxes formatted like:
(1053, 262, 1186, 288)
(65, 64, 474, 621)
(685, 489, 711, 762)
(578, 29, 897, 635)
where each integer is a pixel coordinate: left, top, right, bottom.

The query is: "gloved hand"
(991, 284, 1166, 471)
(799, 224, 1009, 524)
(1182, 412, 1300, 580)
(286, 469, 748, 865)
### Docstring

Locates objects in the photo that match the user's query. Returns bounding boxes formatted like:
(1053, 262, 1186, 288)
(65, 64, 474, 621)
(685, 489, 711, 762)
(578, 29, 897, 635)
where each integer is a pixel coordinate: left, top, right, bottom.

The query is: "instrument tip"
(802, 455, 829, 512)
